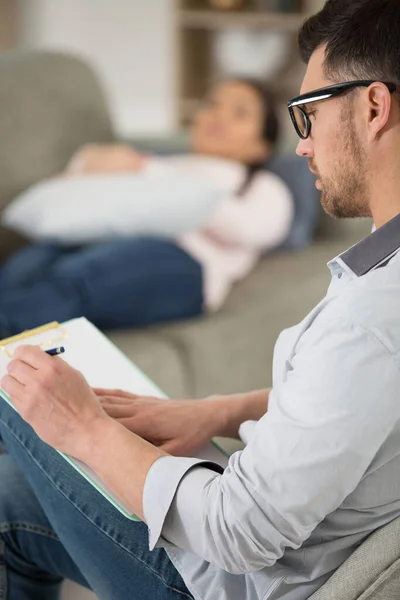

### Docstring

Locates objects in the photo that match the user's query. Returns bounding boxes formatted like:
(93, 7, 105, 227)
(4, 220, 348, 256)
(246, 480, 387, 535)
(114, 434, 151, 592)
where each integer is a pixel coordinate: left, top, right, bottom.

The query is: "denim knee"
(0, 454, 28, 524)
(0, 453, 54, 534)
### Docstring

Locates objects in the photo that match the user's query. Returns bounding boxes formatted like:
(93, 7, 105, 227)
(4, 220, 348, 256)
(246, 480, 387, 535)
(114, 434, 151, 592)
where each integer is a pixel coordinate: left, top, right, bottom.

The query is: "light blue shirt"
(143, 215, 400, 600)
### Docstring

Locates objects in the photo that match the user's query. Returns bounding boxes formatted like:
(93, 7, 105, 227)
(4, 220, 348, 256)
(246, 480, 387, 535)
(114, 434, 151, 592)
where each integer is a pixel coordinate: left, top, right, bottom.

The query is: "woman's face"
(191, 81, 271, 164)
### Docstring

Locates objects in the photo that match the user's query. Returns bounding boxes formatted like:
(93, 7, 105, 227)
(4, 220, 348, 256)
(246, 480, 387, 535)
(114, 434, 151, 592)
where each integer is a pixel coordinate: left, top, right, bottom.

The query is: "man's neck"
(369, 170, 400, 229)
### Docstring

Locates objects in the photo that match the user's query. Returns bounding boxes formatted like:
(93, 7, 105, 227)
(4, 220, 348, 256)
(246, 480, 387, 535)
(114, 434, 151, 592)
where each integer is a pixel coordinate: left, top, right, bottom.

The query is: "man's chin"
(320, 193, 341, 219)
(321, 194, 369, 220)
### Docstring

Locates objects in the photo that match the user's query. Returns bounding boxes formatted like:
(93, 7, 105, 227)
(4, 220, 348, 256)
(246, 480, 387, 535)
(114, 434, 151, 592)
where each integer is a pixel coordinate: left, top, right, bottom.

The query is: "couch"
(1, 50, 399, 600)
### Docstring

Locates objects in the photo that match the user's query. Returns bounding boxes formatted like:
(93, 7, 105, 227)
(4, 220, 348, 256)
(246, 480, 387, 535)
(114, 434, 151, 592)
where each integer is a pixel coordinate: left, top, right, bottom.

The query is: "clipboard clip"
(0, 322, 68, 358)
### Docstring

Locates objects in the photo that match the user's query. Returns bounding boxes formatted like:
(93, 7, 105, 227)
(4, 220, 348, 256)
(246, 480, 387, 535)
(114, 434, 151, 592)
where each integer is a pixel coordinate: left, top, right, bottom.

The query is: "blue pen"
(45, 347, 65, 356)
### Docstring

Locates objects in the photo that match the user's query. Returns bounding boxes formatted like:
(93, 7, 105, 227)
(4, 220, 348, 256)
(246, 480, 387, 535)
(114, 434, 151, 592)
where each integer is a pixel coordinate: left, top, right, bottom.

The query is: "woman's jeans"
(0, 238, 204, 337)
(0, 399, 194, 599)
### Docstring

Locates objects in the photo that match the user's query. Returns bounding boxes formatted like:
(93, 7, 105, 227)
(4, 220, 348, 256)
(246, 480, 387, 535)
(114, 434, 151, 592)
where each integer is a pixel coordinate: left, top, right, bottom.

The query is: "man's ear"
(366, 83, 392, 142)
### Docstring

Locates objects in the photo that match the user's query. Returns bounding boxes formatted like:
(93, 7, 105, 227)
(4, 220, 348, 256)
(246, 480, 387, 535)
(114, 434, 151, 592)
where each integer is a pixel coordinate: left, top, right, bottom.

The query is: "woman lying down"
(0, 78, 294, 337)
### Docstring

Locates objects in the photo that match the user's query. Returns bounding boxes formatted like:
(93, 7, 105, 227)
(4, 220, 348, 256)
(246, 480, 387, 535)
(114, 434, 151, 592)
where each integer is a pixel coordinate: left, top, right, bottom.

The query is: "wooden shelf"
(178, 9, 308, 32)
(174, 2, 311, 127)
(179, 98, 201, 122)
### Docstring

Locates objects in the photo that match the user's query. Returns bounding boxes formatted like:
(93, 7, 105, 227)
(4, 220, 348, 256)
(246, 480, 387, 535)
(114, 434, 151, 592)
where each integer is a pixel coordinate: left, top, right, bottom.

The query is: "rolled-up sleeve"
(142, 314, 400, 576)
(143, 456, 224, 550)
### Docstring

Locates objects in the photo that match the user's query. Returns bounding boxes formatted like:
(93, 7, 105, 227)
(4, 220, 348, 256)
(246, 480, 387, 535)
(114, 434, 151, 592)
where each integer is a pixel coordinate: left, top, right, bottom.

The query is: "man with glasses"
(0, 1, 400, 599)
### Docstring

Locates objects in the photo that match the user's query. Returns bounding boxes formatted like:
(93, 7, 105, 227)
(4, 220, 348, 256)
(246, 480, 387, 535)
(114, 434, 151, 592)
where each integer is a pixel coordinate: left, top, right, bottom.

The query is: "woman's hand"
(1, 346, 109, 460)
(94, 388, 223, 456)
(67, 143, 147, 176)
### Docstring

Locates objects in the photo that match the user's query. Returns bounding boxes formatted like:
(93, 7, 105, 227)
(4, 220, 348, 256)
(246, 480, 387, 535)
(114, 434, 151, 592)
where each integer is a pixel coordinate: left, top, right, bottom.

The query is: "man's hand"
(94, 388, 222, 456)
(67, 143, 147, 176)
(1, 346, 110, 460)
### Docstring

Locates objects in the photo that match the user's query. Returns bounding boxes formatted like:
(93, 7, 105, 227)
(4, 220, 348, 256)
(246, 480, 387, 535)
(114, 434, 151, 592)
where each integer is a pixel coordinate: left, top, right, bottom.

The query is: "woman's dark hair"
(231, 77, 281, 196)
(234, 77, 281, 147)
(298, 0, 400, 86)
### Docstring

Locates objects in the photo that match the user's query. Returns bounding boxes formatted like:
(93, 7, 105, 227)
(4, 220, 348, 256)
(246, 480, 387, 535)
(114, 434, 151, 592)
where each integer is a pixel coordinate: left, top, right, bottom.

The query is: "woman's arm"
(65, 143, 147, 176)
(204, 171, 295, 251)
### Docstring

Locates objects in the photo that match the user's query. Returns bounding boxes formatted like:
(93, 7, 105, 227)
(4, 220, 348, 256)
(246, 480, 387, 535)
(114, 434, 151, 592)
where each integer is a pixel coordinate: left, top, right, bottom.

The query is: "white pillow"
(2, 171, 223, 245)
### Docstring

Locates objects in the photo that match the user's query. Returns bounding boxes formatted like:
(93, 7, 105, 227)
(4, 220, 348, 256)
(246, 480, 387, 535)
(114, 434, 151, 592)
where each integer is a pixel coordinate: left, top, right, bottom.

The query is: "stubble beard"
(318, 106, 371, 219)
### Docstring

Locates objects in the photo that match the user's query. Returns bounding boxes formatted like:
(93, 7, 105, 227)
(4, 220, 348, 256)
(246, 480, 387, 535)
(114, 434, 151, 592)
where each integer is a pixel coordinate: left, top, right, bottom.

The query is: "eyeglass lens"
(293, 106, 308, 138)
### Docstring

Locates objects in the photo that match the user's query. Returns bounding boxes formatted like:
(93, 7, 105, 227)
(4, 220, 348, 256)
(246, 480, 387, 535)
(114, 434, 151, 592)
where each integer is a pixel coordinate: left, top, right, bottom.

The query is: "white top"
(148, 155, 294, 311)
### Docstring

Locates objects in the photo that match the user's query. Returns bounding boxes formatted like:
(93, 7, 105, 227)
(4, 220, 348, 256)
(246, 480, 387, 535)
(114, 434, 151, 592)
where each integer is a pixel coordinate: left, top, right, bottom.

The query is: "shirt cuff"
(143, 455, 224, 550)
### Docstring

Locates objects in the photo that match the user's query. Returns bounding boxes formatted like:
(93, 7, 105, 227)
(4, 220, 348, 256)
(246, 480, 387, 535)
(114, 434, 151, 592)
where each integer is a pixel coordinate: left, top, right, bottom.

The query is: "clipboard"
(0, 321, 68, 358)
(0, 318, 229, 520)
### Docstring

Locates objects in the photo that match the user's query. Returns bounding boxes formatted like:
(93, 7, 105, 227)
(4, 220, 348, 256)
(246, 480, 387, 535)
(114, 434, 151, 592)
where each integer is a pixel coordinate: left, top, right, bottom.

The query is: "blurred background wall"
(1, 0, 325, 140)
(17, 0, 176, 136)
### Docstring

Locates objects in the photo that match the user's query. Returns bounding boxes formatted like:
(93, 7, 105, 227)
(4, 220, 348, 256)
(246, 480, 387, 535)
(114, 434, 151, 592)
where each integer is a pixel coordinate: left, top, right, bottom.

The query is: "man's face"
(296, 46, 370, 219)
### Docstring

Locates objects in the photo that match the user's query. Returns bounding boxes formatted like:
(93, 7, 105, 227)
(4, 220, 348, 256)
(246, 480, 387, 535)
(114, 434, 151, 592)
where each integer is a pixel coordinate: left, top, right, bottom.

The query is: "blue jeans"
(0, 400, 194, 599)
(0, 238, 203, 337)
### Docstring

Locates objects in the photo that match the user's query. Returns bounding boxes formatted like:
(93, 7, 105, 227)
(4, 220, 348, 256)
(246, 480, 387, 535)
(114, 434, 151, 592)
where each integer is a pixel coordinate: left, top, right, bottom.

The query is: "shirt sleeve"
(203, 171, 294, 251)
(142, 316, 400, 575)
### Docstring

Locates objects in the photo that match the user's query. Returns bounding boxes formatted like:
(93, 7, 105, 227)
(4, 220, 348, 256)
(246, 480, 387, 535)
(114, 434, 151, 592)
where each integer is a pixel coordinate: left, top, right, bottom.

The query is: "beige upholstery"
(61, 581, 97, 600)
(0, 49, 115, 212)
(309, 517, 400, 600)
(0, 49, 398, 600)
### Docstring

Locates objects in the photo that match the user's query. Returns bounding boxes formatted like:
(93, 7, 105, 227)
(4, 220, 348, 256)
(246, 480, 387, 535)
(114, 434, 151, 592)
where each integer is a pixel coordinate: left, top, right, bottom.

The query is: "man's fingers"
(93, 388, 138, 399)
(100, 403, 135, 419)
(14, 345, 51, 369)
(98, 395, 137, 406)
(1, 373, 27, 405)
(7, 358, 37, 385)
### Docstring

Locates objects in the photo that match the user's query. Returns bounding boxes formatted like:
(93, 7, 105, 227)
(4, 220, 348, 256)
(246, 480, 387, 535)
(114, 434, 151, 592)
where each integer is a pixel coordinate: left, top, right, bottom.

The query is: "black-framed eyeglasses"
(287, 80, 397, 140)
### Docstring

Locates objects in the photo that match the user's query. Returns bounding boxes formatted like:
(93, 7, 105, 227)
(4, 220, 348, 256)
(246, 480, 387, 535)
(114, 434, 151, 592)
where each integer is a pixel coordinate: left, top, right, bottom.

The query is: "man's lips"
(309, 165, 321, 189)
(308, 163, 321, 189)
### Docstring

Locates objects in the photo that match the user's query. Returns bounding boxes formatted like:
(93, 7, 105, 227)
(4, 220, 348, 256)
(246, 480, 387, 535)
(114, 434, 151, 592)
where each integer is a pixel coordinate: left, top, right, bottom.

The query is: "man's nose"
(296, 137, 314, 158)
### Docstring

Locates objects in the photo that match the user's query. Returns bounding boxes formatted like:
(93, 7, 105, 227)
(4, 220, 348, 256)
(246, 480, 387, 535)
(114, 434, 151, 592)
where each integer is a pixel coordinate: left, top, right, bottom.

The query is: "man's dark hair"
(298, 0, 400, 86)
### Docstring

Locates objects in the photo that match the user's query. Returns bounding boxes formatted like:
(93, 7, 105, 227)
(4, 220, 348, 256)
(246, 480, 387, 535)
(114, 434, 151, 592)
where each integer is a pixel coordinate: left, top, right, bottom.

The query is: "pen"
(45, 347, 65, 356)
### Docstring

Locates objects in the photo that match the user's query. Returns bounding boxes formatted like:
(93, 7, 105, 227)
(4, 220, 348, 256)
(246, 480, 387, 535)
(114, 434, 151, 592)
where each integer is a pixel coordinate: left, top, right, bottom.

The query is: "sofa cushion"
(358, 560, 400, 600)
(106, 329, 191, 399)
(309, 516, 400, 600)
(0, 50, 115, 212)
(0, 226, 29, 263)
(268, 154, 320, 250)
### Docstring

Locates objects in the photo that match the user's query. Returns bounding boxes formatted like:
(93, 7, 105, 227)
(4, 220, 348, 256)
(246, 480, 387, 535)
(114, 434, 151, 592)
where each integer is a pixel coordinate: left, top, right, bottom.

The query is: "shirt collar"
(328, 213, 400, 278)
